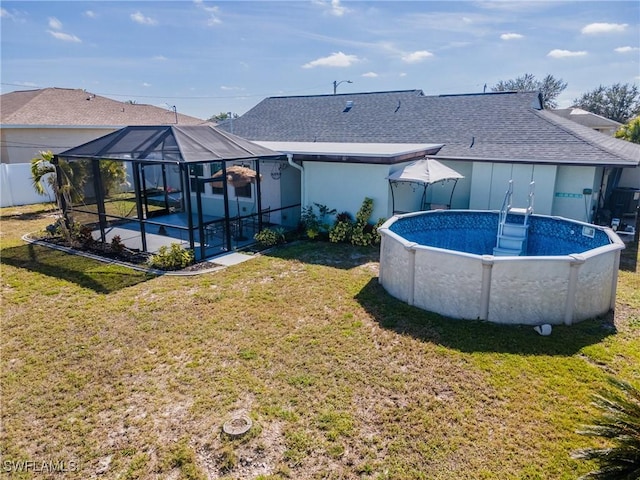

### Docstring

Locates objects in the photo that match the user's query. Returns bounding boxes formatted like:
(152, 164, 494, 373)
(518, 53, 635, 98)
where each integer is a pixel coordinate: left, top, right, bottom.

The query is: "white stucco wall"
(303, 161, 391, 220)
(1, 126, 116, 165)
(1, 126, 119, 206)
(552, 165, 599, 222)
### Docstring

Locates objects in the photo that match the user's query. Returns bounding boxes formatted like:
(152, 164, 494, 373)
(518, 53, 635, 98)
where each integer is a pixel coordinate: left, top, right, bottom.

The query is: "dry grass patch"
(1, 204, 638, 479)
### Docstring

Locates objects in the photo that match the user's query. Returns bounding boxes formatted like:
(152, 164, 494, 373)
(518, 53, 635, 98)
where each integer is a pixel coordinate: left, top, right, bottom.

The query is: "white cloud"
(84, 10, 96, 19)
(547, 49, 587, 58)
(46, 30, 81, 43)
(302, 51, 360, 68)
(220, 85, 244, 91)
(581, 22, 628, 34)
(194, 0, 222, 25)
(500, 33, 523, 40)
(399, 72, 407, 77)
(131, 11, 157, 26)
(194, 0, 219, 13)
(48, 17, 62, 30)
(142, 82, 151, 87)
(614, 46, 640, 53)
(313, 0, 351, 17)
(2, 8, 27, 23)
(401, 50, 434, 63)
(328, 0, 349, 17)
(362, 72, 378, 78)
(153, 55, 168, 61)
(206, 15, 221, 26)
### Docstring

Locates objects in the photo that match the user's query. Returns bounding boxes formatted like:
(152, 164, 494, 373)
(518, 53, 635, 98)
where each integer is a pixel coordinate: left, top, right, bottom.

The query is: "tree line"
(491, 73, 640, 138)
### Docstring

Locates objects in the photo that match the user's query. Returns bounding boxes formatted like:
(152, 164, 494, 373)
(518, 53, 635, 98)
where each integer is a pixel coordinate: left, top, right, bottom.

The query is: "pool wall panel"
(378, 211, 625, 326)
(413, 247, 484, 320)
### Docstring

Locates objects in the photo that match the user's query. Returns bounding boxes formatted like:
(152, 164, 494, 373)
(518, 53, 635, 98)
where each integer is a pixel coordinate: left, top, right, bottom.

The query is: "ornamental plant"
(573, 376, 640, 479)
(329, 199, 385, 247)
(254, 227, 286, 248)
(147, 244, 194, 270)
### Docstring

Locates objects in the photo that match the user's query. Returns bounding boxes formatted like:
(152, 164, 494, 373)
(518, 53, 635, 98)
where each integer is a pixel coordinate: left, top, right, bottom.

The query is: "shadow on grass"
(355, 278, 615, 356)
(1, 243, 153, 294)
(0, 205, 57, 220)
(263, 240, 380, 270)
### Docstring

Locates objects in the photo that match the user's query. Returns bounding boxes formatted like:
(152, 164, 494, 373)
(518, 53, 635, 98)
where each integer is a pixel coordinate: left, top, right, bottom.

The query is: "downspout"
(287, 154, 305, 208)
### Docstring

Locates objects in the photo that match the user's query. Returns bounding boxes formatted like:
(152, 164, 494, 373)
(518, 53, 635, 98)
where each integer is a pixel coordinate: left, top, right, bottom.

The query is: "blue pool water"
(389, 211, 611, 256)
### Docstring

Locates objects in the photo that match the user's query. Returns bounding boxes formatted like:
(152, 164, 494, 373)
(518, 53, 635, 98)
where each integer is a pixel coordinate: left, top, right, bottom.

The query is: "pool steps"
(493, 180, 535, 256)
(493, 222, 529, 256)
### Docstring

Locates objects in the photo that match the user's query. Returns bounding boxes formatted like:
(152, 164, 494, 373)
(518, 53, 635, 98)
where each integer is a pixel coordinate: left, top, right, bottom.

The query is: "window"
(234, 183, 252, 198)
(209, 162, 224, 195)
(189, 164, 205, 193)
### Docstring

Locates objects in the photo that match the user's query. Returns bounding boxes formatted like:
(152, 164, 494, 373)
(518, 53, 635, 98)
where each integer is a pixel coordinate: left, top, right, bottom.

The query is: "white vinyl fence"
(1, 163, 56, 207)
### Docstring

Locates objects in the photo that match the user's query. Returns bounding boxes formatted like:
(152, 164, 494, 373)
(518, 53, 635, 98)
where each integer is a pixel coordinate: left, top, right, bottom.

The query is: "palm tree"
(573, 377, 640, 479)
(30, 150, 87, 207)
(30, 150, 57, 199)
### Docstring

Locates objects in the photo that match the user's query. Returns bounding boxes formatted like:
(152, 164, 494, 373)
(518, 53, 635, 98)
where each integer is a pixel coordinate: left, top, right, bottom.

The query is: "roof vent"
(343, 100, 354, 112)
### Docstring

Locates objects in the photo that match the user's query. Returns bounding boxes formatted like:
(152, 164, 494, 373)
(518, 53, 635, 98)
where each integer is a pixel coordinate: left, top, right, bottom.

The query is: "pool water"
(389, 211, 612, 256)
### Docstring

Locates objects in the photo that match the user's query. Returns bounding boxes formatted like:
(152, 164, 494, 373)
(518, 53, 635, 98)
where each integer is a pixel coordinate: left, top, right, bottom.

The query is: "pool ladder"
(493, 180, 535, 256)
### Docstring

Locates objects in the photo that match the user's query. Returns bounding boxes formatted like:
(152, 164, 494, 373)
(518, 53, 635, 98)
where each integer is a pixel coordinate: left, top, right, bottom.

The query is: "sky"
(1, 0, 639, 120)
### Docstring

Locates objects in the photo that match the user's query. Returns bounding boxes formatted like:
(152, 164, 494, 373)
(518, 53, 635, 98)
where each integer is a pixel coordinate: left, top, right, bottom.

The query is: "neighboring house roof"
(550, 108, 622, 130)
(220, 90, 640, 167)
(58, 125, 282, 163)
(1, 87, 205, 126)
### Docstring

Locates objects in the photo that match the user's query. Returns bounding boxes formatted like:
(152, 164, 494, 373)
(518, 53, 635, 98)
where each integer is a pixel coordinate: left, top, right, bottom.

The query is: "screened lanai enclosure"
(54, 125, 301, 261)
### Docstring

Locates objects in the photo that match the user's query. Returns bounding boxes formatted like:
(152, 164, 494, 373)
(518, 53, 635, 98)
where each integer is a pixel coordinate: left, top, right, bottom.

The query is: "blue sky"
(1, 1, 639, 120)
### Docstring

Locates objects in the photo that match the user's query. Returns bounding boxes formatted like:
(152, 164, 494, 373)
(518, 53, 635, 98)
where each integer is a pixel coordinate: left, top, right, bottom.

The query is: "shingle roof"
(220, 90, 639, 167)
(550, 108, 622, 129)
(1, 87, 205, 126)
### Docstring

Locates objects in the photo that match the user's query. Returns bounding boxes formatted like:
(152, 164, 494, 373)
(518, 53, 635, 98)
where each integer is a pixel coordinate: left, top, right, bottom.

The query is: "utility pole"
(333, 80, 353, 94)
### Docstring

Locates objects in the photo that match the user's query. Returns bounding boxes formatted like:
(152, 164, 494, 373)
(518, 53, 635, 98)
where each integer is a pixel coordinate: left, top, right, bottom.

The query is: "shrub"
(328, 199, 385, 246)
(350, 198, 375, 246)
(301, 203, 336, 240)
(329, 220, 352, 243)
(147, 244, 194, 270)
(66, 222, 95, 248)
(45, 219, 64, 236)
(254, 227, 286, 248)
(573, 377, 640, 479)
(110, 235, 125, 254)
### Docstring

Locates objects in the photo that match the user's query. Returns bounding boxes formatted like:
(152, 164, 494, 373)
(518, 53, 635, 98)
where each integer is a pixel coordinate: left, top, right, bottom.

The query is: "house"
(550, 107, 623, 136)
(0, 88, 206, 207)
(219, 90, 640, 227)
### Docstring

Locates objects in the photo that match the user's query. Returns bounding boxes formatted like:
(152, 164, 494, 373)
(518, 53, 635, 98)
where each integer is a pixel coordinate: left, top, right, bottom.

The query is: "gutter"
(287, 153, 305, 208)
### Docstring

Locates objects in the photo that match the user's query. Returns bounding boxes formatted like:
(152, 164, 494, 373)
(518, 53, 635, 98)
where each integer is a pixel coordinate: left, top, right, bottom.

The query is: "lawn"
(1, 204, 638, 480)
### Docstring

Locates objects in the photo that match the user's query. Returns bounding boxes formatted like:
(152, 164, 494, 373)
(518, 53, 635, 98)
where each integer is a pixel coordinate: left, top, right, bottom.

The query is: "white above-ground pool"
(378, 210, 626, 325)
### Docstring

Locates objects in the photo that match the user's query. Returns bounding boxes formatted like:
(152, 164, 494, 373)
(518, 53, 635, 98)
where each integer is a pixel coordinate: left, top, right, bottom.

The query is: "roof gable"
(1, 87, 205, 126)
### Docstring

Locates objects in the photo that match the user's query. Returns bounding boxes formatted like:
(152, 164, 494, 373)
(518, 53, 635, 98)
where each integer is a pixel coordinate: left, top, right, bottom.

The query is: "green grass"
(1, 203, 639, 479)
